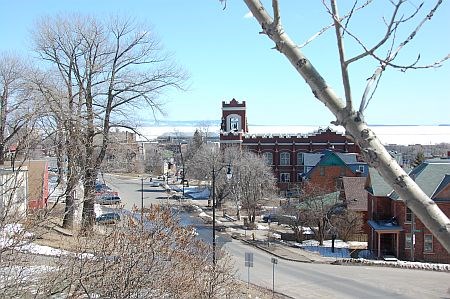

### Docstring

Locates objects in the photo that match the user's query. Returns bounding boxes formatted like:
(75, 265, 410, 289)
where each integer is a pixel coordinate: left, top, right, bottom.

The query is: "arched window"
(226, 114, 241, 132)
(280, 152, 290, 166)
(263, 152, 273, 165)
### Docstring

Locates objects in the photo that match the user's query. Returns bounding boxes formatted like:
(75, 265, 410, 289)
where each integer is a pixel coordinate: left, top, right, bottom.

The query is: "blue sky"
(1, 1, 449, 126)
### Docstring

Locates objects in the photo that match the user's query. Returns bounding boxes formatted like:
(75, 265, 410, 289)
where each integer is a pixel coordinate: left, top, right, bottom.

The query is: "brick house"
(367, 159, 450, 263)
(302, 150, 368, 192)
(219, 99, 360, 194)
(341, 176, 369, 236)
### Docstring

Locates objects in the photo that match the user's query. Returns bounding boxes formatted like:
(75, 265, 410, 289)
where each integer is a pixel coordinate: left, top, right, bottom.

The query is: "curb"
(234, 236, 316, 263)
(336, 258, 450, 272)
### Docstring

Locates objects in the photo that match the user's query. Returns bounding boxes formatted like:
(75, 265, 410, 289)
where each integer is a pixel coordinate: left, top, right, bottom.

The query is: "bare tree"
(29, 68, 84, 229)
(144, 143, 165, 174)
(35, 206, 237, 298)
(186, 143, 231, 206)
(241, 0, 450, 252)
(32, 14, 186, 231)
(228, 149, 277, 223)
(0, 53, 35, 165)
(330, 210, 363, 242)
(294, 183, 340, 245)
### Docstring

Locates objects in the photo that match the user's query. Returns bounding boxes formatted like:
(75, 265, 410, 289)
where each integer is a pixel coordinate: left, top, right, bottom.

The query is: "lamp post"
(212, 163, 232, 265)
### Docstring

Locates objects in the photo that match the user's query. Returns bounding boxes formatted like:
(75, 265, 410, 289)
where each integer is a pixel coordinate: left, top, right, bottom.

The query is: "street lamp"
(212, 163, 232, 265)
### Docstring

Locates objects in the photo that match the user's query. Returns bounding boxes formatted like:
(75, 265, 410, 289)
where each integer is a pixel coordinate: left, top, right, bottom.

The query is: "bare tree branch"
(242, 0, 450, 253)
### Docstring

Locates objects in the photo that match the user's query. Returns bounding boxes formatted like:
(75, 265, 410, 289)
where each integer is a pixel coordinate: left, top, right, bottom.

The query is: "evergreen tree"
(412, 152, 425, 168)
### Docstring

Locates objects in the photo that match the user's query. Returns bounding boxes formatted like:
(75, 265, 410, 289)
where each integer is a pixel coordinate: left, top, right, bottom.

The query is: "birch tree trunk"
(243, 0, 450, 252)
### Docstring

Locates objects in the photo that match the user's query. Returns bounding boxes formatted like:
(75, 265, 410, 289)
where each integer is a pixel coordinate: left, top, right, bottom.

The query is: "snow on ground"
(198, 212, 211, 219)
(299, 239, 353, 249)
(1, 223, 68, 256)
(185, 188, 210, 199)
(19, 243, 66, 256)
(256, 224, 269, 230)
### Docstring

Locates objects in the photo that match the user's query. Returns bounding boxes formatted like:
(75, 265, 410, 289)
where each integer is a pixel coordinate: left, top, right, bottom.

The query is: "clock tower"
(220, 98, 248, 147)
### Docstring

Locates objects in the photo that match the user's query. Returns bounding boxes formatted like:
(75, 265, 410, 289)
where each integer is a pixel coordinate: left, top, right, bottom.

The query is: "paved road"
(225, 237, 450, 298)
(103, 174, 450, 299)
(102, 174, 170, 210)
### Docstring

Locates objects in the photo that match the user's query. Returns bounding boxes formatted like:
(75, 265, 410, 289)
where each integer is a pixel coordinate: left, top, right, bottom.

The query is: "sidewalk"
(167, 180, 335, 264)
(214, 213, 335, 264)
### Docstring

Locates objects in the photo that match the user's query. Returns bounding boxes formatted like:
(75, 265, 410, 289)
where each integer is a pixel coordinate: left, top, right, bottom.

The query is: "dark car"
(95, 213, 120, 224)
(262, 214, 279, 223)
(95, 182, 112, 193)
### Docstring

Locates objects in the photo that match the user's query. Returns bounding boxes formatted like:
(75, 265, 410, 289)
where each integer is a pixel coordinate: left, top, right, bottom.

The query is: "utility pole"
(411, 212, 415, 262)
(141, 177, 144, 228)
(212, 164, 216, 265)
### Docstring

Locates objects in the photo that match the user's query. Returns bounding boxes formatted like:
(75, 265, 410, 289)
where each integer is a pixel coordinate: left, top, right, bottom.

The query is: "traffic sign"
(245, 252, 254, 267)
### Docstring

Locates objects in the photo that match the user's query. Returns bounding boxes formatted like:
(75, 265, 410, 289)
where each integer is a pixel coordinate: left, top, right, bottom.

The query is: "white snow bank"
(256, 224, 269, 230)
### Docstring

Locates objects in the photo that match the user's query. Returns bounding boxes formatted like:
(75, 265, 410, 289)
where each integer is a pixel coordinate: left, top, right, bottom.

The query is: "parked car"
(96, 194, 121, 205)
(169, 193, 183, 200)
(262, 214, 296, 224)
(96, 213, 120, 224)
(95, 182, 112, 193)
(150, 181, 161, 187)
(262, 214, 279, 223)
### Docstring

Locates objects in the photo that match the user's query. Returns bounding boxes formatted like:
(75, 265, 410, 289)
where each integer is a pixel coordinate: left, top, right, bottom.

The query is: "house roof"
(336, 153, 358, 164)
(368, 220, 403, 232)
(391, 159, 450, 201)
(367, 167, 393, 197)
(432, 174, 450, 201)
(342, 177, 368, 211)
(303, 150, 358, 179)
(302, 151, 359, 167)
(303, 153, 323, 167)
(316, 151, 347, 167)
(296, 191, 340, 209)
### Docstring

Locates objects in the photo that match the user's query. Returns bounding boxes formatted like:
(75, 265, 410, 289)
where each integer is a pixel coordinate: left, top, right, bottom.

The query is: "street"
(102, 174, 171, 210)
(225, 239, 450, 298)
(104, 174, 450, 299)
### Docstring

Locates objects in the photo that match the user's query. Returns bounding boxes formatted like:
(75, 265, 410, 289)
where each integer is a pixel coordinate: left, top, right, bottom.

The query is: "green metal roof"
(368, 167, 392, 196)
(391, 159, 450, 201)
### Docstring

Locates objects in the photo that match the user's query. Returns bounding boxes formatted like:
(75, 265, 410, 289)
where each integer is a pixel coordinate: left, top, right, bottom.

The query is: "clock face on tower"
(229, 116, 240, 131)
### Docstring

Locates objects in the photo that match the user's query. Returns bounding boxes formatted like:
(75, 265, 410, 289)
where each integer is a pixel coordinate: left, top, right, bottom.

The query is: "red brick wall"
(434, 184, 450, 199)
(308, 165, 354, 192)
(397, 201, 450, 263)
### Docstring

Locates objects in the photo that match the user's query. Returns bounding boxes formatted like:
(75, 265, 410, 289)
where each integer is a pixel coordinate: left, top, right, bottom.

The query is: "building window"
(319, 166, 325, 176)
(297, 172, 303, 182)
(280, 173, 290, 182)
(405, 233, 412, 249)
(424, 234, 433, 252)
(263, 152, 273, 165)
(405, 207, 412, 223)
(280, 152, 290, 166)
(297, 152, 304, 165)
(227, 114, 241, 131)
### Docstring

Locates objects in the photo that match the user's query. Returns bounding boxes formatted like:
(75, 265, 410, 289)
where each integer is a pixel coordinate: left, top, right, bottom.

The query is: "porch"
(368, 219, 403, 259)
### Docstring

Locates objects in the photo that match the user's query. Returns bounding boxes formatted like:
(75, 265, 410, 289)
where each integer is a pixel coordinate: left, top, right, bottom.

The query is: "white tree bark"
(243, 0, 450, 252)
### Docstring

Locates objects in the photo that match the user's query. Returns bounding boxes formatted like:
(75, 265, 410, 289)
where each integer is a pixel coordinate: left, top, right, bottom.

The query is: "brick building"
(367, 159, 450, 263)
(219, 99, 361, 193)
